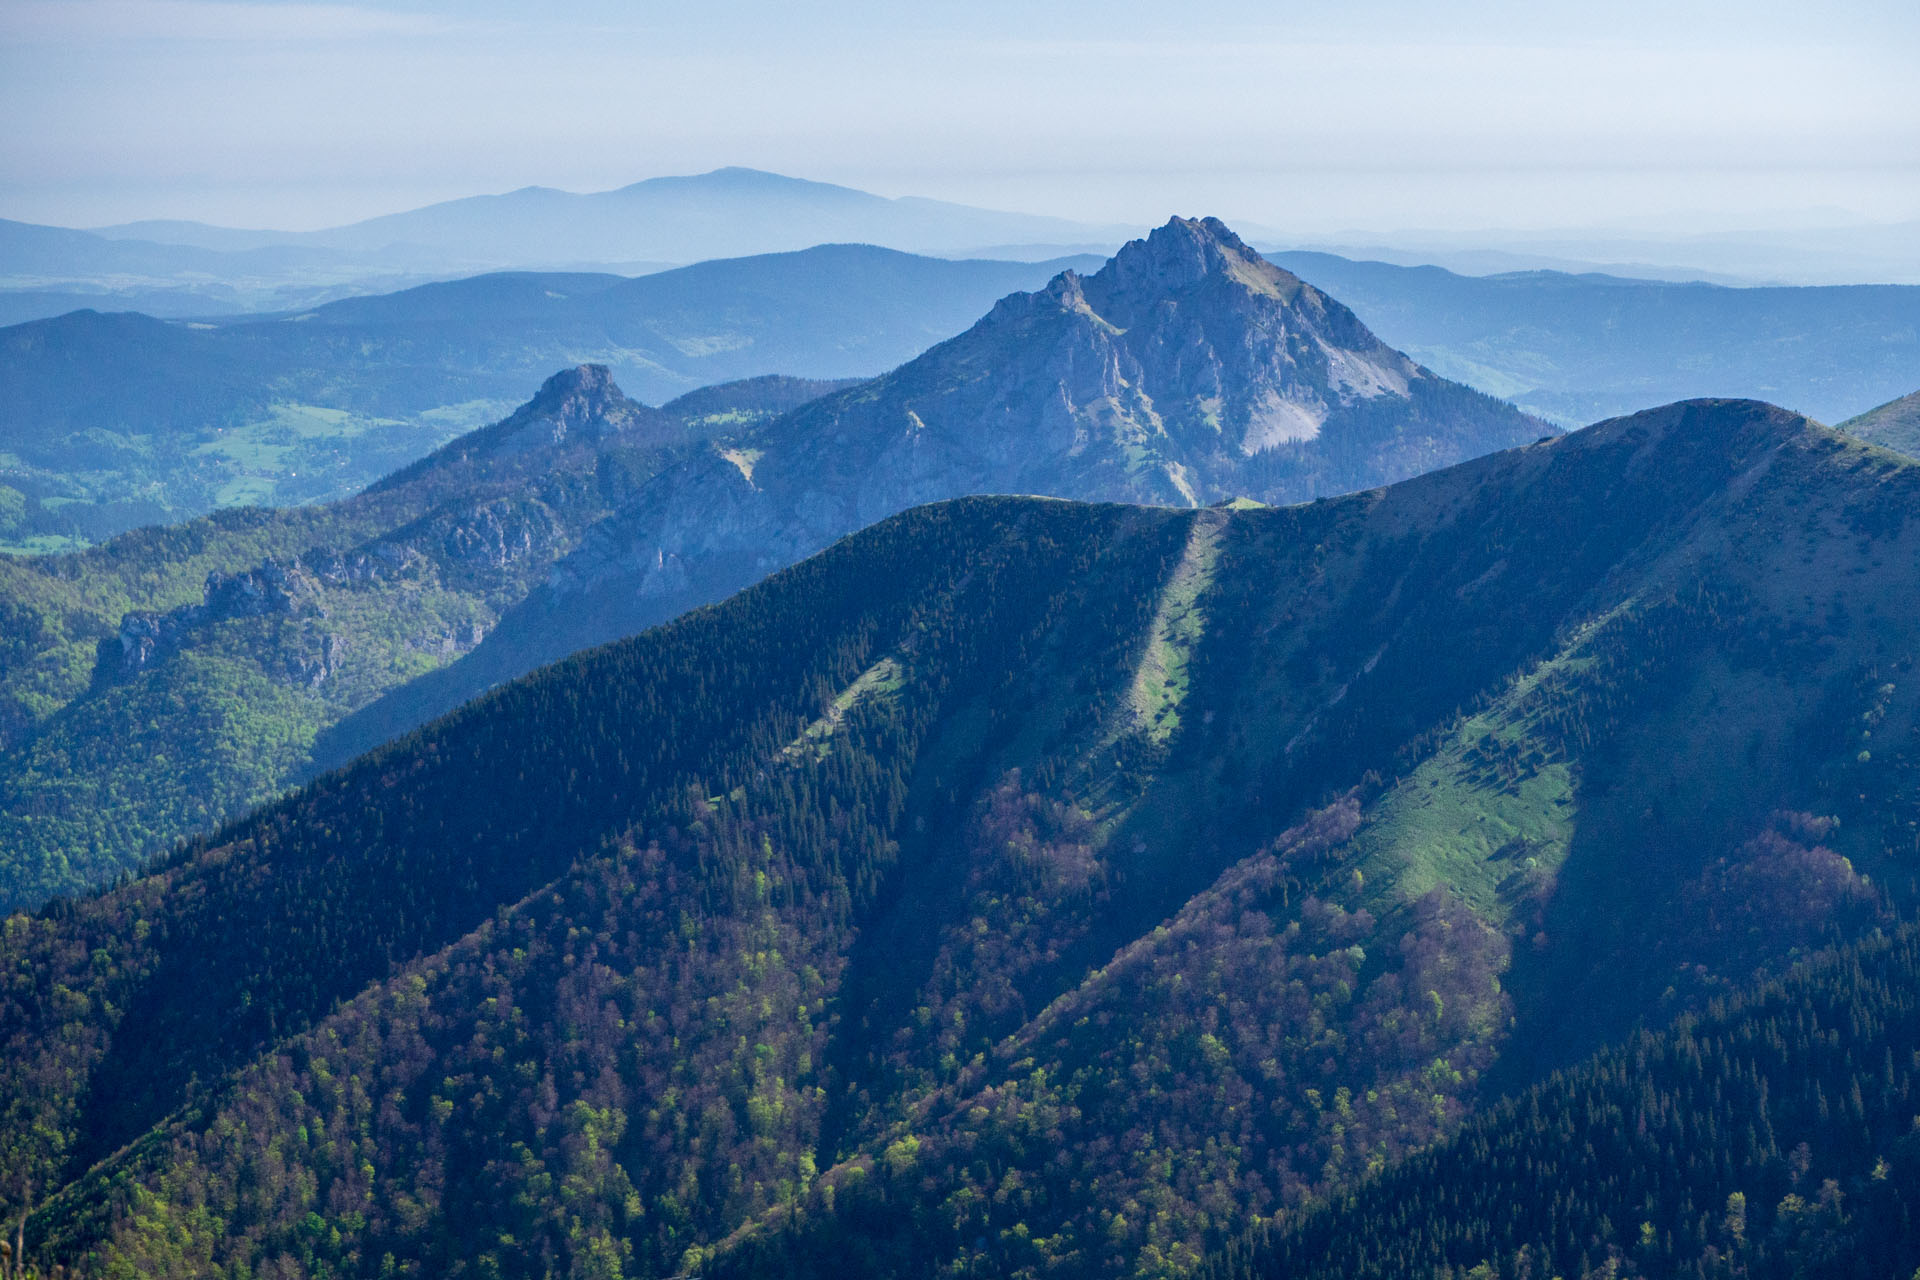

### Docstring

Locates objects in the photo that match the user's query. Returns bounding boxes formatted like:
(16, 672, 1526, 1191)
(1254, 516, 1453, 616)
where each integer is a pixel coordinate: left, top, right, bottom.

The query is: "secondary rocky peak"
(367, 364, 671, 494)
(520, 363, 632, 428)
(467, 363, 656, 454)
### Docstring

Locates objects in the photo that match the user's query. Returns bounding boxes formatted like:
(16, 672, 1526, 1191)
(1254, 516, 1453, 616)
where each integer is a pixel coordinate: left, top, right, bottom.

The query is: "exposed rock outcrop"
(369, 364, 680, 492)
(109, 561, 317, 679)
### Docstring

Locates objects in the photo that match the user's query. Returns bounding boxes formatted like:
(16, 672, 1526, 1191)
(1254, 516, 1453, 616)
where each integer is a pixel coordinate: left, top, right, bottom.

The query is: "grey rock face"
(111, 561, 315, 678)
(369, 363, 680, 494)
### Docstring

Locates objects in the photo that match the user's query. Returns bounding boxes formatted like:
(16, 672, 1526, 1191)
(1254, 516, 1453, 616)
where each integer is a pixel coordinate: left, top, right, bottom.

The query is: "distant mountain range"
(0, 168, 1132, 318)
(6, 394, 1919, 1278)
(1283, 217, 1920, 287)
(1268, 251, 1920, 427)
(314, 217, 1547, 768)
(97, 167, 1131, 264)
(0, 246, 1101, 546)
(6, 233, 1915, 552)
(0, 215, 495, 318)
(0, 219, 1541, 910)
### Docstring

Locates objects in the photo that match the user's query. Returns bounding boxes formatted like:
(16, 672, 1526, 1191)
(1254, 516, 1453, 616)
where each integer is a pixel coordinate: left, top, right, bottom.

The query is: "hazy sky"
(3, 0, 1917, 234)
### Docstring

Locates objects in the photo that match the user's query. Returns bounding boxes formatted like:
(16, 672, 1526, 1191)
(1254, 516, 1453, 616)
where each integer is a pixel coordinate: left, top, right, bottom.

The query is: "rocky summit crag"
(323, 217, 1547, 759)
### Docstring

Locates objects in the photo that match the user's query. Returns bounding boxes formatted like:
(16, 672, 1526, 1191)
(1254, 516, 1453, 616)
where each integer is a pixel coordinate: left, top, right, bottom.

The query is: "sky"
(3, 0, 1918, 237)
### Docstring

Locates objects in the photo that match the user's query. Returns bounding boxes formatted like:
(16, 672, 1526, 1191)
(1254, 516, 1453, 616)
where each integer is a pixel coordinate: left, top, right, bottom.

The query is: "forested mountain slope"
(2, 219, 1541, 908)
(1202, 925, 1920, 1280)
(0, 366, 813, 909)
(5, 397, 1919, 1278)
(319, 216, 1544, 764)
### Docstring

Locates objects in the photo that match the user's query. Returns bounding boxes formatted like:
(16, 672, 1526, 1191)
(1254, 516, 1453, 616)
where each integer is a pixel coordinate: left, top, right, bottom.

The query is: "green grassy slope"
(5, 399, 1920, 1279)
(708, 401, 1920, 1278)
(1839, 387, 1920, 457)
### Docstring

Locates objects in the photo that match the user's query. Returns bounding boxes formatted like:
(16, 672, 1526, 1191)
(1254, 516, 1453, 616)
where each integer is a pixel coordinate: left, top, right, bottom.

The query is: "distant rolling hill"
(0, 246, 1100, 546)
(1268, 250, 1920, 428)
(4, 169, 1127, 322)
(0, 215, 468, 320)
(92, 167, 1129, 267)
(0, 168, 1123, 330)
(5, 396, 1920, 1279)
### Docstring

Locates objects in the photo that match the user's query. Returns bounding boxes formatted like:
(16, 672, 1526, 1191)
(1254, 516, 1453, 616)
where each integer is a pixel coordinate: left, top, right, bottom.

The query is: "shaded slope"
(4, 497, 1197, 1261)
(1203, 925, 1920, 1280)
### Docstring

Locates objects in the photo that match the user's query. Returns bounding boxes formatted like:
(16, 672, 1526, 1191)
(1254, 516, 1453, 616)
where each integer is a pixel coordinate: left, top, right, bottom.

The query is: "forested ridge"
(5, 398, 1920, 1277)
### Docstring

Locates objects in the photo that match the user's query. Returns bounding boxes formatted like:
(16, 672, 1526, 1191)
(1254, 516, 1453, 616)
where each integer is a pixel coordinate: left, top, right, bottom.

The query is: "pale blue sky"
(3, 0, 1917, 233)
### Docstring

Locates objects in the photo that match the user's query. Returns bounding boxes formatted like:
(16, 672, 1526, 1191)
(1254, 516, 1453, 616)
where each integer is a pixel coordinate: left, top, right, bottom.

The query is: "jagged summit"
(869, 215, 1515, 474)
(994, 216, 1301, 328)
(1080, 215, 1296, 312)
(371, 364, 676, 491)
(511, 363, 636, 434)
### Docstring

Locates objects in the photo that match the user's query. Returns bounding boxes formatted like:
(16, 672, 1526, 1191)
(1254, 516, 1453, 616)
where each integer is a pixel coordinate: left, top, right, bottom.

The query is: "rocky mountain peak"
(371, 365, 671, 492)
(1081, 216, 1300, 322)
(518, 363, 633, 432)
